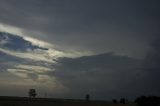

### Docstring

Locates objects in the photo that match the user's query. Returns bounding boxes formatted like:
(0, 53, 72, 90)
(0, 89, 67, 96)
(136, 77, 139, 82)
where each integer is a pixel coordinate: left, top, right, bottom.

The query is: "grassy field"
(0, 96, 137, 106)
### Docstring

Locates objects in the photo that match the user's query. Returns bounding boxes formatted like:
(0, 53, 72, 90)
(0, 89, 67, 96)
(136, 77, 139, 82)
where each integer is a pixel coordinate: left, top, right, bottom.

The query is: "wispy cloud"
(0, 23, 23, 37)
(0, 23, 93, 58)
(0, 23, 55, 49)
(0, 48, 56, 63)
(15, 64, 52, 73)
(7, 69, 29, 78)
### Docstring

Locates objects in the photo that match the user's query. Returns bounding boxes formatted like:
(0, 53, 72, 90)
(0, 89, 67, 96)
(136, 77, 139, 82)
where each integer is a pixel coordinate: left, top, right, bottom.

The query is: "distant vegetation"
(135, 96, 160, 106)
(0, 95, 160, 106)
(0, 96, 136, 106)
(28, 89, 37, 98)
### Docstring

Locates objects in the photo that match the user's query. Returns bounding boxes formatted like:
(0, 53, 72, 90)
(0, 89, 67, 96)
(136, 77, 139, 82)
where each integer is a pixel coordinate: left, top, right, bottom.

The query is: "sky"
(0, 0, 160, 100)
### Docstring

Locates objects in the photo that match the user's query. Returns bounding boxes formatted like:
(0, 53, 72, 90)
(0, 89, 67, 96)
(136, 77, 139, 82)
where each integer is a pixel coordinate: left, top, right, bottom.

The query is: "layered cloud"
(0, 32, 160, 99)
(0, 32, 63, 93)
(0, 31, 93, 97)
(1, 0, 159, 58)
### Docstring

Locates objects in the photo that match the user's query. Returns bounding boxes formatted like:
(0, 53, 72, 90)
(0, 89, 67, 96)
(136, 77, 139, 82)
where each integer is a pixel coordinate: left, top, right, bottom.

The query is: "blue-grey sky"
(0, 0, 160, 100)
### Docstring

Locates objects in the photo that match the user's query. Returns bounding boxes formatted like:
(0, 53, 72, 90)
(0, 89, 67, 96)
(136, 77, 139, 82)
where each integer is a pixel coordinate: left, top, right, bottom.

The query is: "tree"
(85, 94, 90, 101)
(135, 96, 160, 106)
(112, 99, 118, 103)
(120, 98, 125, 104)
(28, 89, 37, 98)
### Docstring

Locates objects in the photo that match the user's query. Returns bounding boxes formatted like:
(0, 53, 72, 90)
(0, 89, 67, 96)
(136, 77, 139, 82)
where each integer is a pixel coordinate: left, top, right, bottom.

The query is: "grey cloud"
(0, 0, 160, 57)
(49, 45, 160, 100)
(141, 38, 160, 91)
(50, 52, 143, 100)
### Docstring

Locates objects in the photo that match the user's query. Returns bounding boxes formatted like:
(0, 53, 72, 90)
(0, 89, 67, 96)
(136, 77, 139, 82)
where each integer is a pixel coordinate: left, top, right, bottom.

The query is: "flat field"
(0, 96, 137, 106)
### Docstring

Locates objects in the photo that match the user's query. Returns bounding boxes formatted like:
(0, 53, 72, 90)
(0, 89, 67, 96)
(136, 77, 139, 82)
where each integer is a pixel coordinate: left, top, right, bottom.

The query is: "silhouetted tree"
(120, 98, 125, 104)
(135, 96, 160, 106)
(28, 89, 37, 98)
(85, 94, 90, 101)
(112, 99, 118, 103)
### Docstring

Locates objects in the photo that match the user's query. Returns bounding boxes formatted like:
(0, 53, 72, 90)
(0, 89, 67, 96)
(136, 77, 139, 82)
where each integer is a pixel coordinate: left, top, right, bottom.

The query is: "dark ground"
(0, 96, 137, 106)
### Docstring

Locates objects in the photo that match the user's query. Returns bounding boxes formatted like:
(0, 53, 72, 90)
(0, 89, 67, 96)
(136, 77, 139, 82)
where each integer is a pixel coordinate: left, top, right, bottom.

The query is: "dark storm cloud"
(0, 0, 160, 57)
(50, 52, 142, 99)
(50, 46, 160, 100)
(49, 35, 160, 100)
(141, 37, 160, 91)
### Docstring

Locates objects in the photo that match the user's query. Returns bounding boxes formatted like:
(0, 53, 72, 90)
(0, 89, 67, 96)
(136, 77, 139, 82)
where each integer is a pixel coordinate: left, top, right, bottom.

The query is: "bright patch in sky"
(0, 23, 93, 94)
